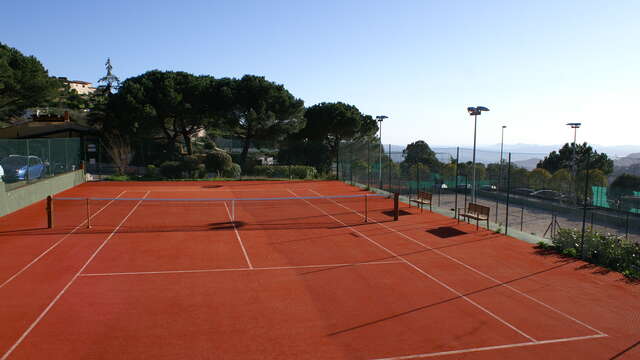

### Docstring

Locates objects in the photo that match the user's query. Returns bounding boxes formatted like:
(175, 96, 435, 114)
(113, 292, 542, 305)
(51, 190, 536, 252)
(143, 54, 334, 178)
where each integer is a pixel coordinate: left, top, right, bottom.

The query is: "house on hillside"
(58, 77, 97, 95)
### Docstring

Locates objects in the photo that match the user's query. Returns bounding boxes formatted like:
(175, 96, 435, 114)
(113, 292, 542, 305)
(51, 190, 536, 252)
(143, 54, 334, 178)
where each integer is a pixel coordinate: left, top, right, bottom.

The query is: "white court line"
(312, 189, 607, 337)
(0, 191, 150, 360)
(287, 189, 536, 343)
(79, 260, 404, 277)
(0, 190, 127, 290)
(224, 202, 253, 269)
(371, 333, 607, 360)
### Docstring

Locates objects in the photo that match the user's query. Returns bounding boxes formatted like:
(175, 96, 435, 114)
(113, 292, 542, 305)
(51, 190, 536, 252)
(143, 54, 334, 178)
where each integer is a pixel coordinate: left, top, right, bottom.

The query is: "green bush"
(552, 228, 640, 279)
(160, 161, 184, 179)
(146, 165, 159, 178)
(252, 165, 317, 179)
(105, 174, 131, 181)
(223, 163, 241, 178)
(196, 164, 207, 179)
(181, 155, 201, 177)
(204, 150, 233, 174)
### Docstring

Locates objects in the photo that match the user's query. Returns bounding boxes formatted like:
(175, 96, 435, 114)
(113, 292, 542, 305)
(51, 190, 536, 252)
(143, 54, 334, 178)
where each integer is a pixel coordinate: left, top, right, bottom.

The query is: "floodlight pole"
(566, 122, 581, 204)
(472, 113, 478, 203)
(468, 106, 489, 203)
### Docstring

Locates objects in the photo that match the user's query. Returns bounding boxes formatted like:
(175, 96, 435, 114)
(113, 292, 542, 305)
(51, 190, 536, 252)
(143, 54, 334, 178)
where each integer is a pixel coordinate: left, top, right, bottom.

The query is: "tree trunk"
(182, 131, 192, 155)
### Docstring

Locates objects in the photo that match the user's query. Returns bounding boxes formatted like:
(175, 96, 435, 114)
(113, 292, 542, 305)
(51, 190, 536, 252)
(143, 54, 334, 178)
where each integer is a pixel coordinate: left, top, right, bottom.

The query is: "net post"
(86, 198, 91, 229)
(47, 195, 53, 229)
(232, 199, 235, 222)
(393, 193, 399, 221)
(364, 194, 368, 222)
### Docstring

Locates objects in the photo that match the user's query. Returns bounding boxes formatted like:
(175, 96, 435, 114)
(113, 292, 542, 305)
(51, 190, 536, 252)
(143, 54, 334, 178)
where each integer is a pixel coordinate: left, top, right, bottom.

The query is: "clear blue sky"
(2, 0, 639, 148)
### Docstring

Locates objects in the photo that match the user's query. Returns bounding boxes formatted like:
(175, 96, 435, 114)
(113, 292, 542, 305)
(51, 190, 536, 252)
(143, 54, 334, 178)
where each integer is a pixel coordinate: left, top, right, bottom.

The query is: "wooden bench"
(457, 203, 490, 230)
(409, 191, 432, 212)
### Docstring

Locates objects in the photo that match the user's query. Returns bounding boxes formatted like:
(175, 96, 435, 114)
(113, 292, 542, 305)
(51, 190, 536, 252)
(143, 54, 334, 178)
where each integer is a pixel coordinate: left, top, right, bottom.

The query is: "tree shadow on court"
(324, 259, 578, 337)
(0, 227, 50, 235)
(609, 339, 640, 359)
(298, 236, 502, 276)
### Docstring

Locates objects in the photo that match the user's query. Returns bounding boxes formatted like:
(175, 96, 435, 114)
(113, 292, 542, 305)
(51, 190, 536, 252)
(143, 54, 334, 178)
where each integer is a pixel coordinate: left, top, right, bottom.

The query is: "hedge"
(552, 228, 640, 279)
(252, 165, 317, 179)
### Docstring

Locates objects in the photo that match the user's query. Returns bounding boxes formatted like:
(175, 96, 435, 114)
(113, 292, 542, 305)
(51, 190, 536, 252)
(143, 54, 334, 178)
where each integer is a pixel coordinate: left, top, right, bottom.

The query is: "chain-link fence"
(338, 141, 640, 244)
(0, 138, 82, 190)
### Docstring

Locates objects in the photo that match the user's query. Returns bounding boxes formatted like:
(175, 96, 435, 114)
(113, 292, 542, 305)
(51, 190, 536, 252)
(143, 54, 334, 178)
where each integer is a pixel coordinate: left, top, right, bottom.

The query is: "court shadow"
(427, 226, 467, 238)
(381, 210, 411, 217)
(202, 185, 223, 189)
(208, 221, 245, 230)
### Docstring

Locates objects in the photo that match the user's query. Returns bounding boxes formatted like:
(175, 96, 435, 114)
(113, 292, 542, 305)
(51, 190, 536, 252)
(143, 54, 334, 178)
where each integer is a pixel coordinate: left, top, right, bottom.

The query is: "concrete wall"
(0, 170, 85, 217)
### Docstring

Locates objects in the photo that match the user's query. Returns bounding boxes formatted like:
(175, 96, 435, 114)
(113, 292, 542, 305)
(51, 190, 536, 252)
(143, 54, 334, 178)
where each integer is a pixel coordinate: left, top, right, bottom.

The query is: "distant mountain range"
(384, 143, 640, 171)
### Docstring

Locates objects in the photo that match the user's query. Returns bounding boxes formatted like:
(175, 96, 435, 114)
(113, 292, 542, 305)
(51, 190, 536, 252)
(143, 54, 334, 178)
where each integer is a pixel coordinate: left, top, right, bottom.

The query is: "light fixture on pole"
(376, 115, 388, 188)
(566, 122, 581, 203)
(499, 125, 507, 189)
(467, 106, 490, 203)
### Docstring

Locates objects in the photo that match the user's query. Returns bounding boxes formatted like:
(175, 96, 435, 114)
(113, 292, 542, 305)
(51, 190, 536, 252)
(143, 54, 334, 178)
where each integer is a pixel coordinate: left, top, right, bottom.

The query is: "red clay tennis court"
(0, 180, 638, 359)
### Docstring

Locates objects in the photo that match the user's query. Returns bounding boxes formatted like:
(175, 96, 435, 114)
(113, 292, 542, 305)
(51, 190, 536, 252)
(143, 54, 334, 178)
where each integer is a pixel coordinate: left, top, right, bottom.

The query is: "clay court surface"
(0, 180, 638, 359)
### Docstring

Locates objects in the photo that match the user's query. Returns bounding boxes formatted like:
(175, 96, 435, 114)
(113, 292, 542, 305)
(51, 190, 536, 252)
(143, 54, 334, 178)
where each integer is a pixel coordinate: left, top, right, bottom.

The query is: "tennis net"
(47, 194, 398, 232)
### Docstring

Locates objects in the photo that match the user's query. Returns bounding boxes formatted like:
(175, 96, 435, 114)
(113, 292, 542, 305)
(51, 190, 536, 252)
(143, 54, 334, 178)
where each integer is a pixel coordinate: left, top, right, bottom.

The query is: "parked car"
(512, 188, 535, 196)
(0, 155, 46, 182)
(456, 183, 472, 192)
(531, 190, 566, 201)
(479, 184, 497, 192)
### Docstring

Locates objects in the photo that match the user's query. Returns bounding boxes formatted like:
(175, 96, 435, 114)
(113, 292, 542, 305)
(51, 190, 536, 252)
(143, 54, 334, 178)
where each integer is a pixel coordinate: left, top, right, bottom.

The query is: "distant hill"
(513, 158, 542, 170)
(613, 153, 640, 177)
(614, 153, 640, 167)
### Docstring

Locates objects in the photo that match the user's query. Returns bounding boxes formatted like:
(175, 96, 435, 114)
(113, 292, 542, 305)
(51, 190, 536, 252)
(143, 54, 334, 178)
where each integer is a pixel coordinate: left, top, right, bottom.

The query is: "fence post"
(336, 141, 340, 180)
(25, 139, 30, 182)
(454, 147, 459, 217)
(416, 163, 420, 194)
(579, 152, 591, 258)
(388, 144, 392, 193)
(625, 212, 630, 240)
(367, 141, 370, 188)
(505, 153, 512, 235)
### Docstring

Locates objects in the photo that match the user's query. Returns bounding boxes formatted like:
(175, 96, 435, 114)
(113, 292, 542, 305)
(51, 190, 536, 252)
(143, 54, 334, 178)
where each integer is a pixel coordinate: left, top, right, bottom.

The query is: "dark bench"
(457, 203, 490, 230)
(410, 191, 432, 212)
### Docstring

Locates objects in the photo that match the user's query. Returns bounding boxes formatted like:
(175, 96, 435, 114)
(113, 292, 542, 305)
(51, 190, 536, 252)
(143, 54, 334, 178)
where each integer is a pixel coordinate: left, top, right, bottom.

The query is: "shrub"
(105, 174, 130, 181)
(160, 161, 184, 179)
(146, 165, 159, 178)
(552, 228, 640, 279)
(223, 163, 241, 178)
(204, 150, 233, 175)
(252, 165, 317, 179)
(181, 155, 201, 178)
(196, 164, 207, 179)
